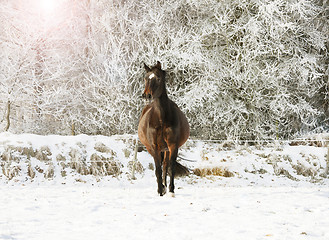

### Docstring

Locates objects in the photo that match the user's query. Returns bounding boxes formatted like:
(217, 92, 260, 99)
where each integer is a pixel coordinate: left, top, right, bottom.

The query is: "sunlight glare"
(40, 0, 57, 14)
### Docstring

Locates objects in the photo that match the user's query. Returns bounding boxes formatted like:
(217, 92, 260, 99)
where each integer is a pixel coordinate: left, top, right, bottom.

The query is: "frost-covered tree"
(0, 0, 89, 134)
(0, 2, 39, 132)
(0, 0, 328, 140)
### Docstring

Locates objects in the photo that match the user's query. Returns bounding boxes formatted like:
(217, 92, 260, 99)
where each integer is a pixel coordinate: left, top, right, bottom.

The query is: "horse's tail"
(175, 161, 190, 177)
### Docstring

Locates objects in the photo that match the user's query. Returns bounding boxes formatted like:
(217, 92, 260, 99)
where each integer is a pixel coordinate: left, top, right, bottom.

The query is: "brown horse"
(138, 61, 190, 196)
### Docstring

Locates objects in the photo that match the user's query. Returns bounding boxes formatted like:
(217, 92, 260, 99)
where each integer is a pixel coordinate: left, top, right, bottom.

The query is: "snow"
(1, 185, 329, 240)
(1, 132, 329, 240)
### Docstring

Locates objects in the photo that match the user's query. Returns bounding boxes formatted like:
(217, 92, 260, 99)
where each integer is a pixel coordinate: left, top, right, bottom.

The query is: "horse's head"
(142, 61, 166, 99)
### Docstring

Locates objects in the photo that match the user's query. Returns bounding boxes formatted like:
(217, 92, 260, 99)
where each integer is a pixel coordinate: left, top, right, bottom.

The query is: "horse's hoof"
(169, 192, 175, 198)
(158, 187, 167, 196)
(161, 190, 167, 196)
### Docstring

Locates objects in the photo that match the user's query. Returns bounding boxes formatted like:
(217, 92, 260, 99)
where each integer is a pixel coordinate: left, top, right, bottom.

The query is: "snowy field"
(1, 185, 329, 240)
(1, 132, 329, 240)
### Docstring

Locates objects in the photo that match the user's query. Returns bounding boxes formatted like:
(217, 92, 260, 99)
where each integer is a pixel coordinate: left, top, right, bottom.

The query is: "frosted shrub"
(0, 0, 328, 140)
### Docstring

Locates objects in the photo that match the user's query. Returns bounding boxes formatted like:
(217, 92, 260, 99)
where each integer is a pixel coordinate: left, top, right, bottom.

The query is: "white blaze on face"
(149, 73, 155, 79)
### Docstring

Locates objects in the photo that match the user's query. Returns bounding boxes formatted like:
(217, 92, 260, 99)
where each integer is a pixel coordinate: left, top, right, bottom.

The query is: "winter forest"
(0, 0, 328, 140)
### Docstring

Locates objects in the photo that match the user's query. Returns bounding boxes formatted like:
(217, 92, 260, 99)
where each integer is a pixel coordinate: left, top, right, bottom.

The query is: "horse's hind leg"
(168, 146, 178, 196)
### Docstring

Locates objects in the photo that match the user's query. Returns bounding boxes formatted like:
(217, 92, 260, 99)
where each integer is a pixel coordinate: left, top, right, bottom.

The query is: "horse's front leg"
(162, 151, 169, 192)
(154, 152, 165, 196)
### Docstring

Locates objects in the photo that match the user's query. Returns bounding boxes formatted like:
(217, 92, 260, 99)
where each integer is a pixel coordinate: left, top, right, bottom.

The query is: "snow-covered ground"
(1, 185, 329, 240)
(1, 132, 329, 240)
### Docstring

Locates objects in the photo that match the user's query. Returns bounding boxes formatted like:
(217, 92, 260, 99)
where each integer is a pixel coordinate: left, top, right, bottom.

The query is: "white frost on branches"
(0, 0, 328, 140)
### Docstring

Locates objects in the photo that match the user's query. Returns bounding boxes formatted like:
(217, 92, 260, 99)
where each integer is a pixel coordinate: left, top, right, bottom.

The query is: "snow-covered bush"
(0, 0, 328, 140)
(1, 132, 328, 183)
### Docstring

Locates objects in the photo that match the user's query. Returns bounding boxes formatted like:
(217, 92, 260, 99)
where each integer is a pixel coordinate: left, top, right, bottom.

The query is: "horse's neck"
(153, 93, 170, 125)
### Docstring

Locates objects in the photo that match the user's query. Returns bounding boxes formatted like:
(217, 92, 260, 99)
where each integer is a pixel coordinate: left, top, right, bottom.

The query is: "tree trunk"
(71, 122, 76, 136)
(5, 100, 11, 131)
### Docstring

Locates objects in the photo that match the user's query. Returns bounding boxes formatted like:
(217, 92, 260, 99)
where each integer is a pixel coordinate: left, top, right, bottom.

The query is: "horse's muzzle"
(142, 93, 152, 99)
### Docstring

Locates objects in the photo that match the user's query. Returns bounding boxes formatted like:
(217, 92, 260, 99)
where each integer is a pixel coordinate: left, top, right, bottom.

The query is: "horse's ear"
(155, 61, 162, 69)
(144, 63, 151, 72)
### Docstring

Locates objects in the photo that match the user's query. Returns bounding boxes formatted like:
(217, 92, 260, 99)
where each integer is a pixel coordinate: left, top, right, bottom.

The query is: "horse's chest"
(138, 108, 168, 152)
(140, 107, 162, 129)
